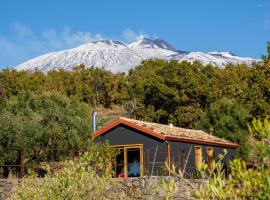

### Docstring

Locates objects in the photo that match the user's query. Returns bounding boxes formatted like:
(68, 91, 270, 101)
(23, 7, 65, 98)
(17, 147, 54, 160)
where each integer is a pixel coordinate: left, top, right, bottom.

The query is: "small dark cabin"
(93, 117, 239, 178)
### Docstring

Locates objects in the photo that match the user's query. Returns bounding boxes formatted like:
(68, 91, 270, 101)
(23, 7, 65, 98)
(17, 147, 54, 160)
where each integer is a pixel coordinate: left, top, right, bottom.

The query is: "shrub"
(9, 143, 115, 200)
(0, 91, 92, 166)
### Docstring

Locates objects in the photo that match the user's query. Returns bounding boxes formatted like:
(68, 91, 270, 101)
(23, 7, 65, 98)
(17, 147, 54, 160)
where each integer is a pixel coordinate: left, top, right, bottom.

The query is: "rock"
(122, 178, 132, 187)
(0, 176, 203, 199)
(132, 179, 140, 188)
(4, 183, 12, 192)
(0, 181, 5, 188)
(140, 178, 146, 188)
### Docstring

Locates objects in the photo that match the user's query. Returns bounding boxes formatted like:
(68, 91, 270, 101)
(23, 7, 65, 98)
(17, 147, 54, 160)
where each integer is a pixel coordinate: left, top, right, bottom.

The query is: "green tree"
(243, 42, 270, 118)
(196, 98, 250, 159)
(0, 91, 92, 166)
(0, 77, 4, 103)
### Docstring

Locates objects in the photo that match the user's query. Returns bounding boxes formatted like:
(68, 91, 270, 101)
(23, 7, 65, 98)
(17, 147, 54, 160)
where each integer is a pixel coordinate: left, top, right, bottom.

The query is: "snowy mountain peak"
(77, 39, 127, 50)
(15, 37, 259, 73)
(152, 38, 177, 51)
(128, 37, 176, 51)
(93, 39, 126, 46)
(208, 51, 237, 57)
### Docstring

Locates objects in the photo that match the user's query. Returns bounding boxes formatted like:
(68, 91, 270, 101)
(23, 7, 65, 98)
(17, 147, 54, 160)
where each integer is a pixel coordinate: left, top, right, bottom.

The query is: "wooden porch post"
(124, 147, 128, 178)
(166, 140, 171, 176)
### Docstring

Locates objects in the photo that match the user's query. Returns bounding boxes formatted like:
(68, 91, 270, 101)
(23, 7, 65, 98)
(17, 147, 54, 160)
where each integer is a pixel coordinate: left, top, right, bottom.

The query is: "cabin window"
(195, 146, 202, 169)
(206, 147, 214, 171)
(113, 144, 143, 178)
(115, 149, 125, 177)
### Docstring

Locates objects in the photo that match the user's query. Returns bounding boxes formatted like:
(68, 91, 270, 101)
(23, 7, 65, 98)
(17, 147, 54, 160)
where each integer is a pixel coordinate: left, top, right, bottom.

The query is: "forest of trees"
(0, 43, 270, 161)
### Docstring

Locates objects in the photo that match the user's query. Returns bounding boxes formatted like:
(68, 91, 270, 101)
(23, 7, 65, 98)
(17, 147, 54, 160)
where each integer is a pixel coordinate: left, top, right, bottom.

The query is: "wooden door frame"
(112, 144, 144, 178)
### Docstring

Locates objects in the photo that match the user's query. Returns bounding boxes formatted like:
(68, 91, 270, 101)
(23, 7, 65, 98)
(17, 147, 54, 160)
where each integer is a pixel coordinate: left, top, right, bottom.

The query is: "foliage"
(194, 158, 270, 200)
(0, 77, 4, 102)
(160, 178, 178, 200)
(79, 142, 115, 177)
(196, 98, 250, 159)
(248, 117, 270, 167)
(9, 143, 115, 200)
(246, 42, 270, 118)
(0, 66, 129, 108)
(0, 91, 92, 165)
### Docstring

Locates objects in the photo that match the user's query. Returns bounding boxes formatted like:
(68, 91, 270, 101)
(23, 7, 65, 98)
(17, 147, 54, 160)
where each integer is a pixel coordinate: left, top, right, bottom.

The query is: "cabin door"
(114, 144, 143, 178)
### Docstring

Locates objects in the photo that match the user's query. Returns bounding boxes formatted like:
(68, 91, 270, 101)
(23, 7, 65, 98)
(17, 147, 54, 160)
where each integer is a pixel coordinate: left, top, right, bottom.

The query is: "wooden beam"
(140, 145, 144, 177)
(166, 140, 171, 176)
(124, 147, 128, 178)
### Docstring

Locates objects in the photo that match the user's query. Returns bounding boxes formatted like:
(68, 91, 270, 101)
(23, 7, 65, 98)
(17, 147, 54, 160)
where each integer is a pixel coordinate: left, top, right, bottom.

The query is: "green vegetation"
(196, 98, 250, 159)
(9, 143, 115, 200)
(0, 91, 92, 166)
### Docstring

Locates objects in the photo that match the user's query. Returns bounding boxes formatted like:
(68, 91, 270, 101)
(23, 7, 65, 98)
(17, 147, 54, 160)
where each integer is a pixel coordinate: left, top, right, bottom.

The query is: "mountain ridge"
(15, 37, 258, 73)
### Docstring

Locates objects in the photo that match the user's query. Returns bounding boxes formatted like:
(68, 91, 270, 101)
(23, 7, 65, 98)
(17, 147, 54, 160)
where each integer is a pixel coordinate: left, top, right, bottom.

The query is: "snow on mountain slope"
(15, 37, 258, 73)
(16, 40, 143, 72)
(127, 38, 177, 60)
(128, 37, 176, 51)
(169, 51, 255, 66)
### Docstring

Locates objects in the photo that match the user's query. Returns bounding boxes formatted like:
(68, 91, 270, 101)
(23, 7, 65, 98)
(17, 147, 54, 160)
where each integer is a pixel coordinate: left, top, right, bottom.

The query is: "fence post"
(20, 148, 25, 177)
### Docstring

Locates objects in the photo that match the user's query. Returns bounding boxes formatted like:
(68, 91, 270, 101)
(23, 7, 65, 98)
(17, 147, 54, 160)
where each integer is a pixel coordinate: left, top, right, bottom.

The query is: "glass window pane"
(127, 148, 140, 177)
(116, 149, 124, 164)
(116, 165, 124, 178)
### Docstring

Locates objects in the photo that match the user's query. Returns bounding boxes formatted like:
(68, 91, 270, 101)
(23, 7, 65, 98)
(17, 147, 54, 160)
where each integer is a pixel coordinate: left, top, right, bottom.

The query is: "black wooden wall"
(169, 141, 236, 176)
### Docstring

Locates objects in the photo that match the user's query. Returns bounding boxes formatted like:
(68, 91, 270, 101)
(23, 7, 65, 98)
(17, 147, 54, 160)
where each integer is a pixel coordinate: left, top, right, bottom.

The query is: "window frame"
(112, 144, 144, 178)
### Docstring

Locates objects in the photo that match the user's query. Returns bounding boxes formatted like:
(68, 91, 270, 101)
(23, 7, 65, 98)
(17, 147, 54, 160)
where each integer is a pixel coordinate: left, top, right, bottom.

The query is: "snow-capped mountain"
(128, 37, 176, 51)
(15, 37, 258, 73)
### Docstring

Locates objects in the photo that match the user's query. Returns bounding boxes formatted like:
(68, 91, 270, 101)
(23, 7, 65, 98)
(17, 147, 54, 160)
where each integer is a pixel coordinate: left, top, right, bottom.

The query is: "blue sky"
(0, 0, 269, 68)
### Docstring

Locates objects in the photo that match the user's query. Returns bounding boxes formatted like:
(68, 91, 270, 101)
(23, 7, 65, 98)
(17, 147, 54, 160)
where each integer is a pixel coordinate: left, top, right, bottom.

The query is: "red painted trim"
(165, 136, 239, 149)
(92, 118, 239, 149)
(92, 119, 122, 139)
(92, 118, 165, 140)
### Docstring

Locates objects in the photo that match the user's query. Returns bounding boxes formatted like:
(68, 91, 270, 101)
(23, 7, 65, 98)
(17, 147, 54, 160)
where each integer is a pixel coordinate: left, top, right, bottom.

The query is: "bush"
(0, 91, 92, 166)
(9, 143, 115, 200)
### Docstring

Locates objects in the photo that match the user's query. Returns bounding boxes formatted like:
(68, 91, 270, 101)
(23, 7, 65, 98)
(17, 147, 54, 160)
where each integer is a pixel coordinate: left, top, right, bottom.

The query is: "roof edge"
(165, 136, 240, 149)
(92, 118, 166, 140)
